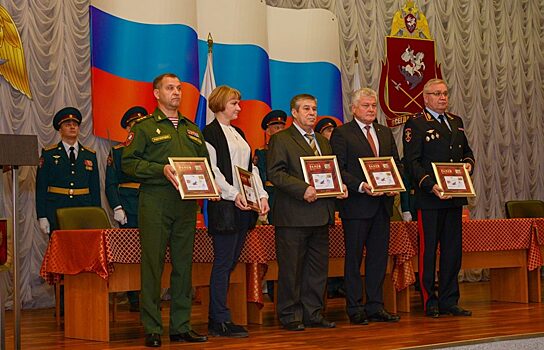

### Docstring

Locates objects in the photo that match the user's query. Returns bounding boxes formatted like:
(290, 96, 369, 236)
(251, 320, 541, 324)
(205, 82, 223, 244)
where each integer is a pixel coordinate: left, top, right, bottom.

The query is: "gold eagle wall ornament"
(0, 5, 32, 99)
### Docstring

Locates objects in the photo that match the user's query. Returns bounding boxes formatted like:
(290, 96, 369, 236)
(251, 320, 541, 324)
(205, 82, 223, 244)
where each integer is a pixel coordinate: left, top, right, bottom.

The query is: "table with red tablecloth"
(395, 218, 544, 312)
(40, 228, 245, 342)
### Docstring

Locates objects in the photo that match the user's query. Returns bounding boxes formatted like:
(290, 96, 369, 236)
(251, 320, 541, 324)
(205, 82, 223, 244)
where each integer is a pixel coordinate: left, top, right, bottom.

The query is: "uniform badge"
(84, 159, 93, 171)
(404, 128, 412, 143)
(156, 128, 161, 134)
(126, 131, 135, 146)
(187, 129, 202, 145)
(425, 136, 430, 142)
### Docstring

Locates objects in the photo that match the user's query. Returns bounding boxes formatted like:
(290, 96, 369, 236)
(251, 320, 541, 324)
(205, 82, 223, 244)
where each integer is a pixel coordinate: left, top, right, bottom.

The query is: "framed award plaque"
(168, 157, 220, 199)
(359, 157, 405, 193)
(431, 162, 476, 197)
(300, 155, 345, 198)
(235, 166, 261, 212)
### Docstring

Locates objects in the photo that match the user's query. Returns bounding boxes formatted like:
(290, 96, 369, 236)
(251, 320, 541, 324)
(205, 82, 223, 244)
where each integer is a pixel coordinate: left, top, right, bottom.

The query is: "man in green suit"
(122, 73, 209, 347)
(36, 107, 101, 235)
(267, 94, 347, 331)
(105, 105, 147, 312)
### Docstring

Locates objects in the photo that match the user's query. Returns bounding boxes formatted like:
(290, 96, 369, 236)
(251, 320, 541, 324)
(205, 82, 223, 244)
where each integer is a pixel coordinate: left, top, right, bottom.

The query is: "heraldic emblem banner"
(379, 1, 442, 127)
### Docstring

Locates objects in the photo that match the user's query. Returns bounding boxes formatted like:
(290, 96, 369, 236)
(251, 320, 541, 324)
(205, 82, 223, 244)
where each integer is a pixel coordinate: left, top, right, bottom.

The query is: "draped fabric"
(0, 0, 542, 308)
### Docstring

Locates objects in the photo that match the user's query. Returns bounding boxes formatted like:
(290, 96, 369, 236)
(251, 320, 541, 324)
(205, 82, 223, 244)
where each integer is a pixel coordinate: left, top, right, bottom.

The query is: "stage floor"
(3, 281, 544, 349)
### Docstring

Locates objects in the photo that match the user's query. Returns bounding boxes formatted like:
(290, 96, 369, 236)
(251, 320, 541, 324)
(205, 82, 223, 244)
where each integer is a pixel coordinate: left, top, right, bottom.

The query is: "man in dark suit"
(403, 78, 475, 318)
(267, 94, 347, 331)
(330, 88, 401, 325)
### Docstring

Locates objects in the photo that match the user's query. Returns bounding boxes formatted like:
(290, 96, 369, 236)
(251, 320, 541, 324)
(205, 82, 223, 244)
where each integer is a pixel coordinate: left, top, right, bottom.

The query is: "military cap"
(315, 117, 337, 134)
(53, 107, 82, 130)
(121, 106, 148, 129)
(261, 110, 287, 130)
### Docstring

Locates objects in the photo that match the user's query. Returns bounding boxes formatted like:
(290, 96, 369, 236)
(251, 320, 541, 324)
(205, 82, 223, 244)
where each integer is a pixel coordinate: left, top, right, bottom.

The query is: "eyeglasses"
(426, 91, 448, 97)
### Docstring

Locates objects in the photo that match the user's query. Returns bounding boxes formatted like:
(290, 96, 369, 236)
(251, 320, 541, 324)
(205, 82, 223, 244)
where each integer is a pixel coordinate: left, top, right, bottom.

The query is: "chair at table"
(54, 206, 111, 325)
(505, 200, 544, 219)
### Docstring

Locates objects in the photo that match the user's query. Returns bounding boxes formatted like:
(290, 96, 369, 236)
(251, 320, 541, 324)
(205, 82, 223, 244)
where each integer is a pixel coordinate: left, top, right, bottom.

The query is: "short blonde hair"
(424, 79, 447, 93)
(350, 88, 377, 107)
(208, 85, 241, 113)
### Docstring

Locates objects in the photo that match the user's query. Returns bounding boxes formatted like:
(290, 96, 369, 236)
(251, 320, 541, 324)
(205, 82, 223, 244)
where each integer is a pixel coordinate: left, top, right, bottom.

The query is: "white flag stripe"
(202, 51, 217, 125)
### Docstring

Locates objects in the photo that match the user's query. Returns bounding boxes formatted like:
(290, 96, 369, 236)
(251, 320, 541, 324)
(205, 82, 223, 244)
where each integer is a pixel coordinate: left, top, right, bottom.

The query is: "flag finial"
(207, 33, 214, 53)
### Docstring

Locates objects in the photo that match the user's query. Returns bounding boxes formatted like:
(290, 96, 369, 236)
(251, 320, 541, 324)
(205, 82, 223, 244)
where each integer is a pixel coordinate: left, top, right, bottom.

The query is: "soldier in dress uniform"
(105, 106, 147, 312)
(253, 110, 287, 224)
(122, 73, 209, 347)
(403, 78, 475, 318)
(36, 107, 101, 235)
(315, 117, 337, 141)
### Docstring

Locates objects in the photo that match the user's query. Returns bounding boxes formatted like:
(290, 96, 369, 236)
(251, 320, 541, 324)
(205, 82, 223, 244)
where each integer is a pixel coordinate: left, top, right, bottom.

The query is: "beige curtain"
(0, 0, 542, 308)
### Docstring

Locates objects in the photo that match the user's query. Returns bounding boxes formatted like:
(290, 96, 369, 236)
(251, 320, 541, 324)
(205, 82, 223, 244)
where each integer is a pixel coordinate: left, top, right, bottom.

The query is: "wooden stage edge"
(3, 280, 544, 349)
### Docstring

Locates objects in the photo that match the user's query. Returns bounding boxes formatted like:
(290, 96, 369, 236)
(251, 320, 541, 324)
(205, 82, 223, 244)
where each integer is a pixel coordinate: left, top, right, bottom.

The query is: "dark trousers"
(208, 210, 253, 323)
(121, 213, 139, 306)
(417, 207, 463, 311)
(343, 209, 390, 316)
(275, 225, 329, 326)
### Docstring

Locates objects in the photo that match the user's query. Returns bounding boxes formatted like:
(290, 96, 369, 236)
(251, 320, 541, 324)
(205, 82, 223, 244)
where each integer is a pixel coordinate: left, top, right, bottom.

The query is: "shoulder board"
(134, 114, 153, 124)
(411, 112, 425, 119)
(81, 146, 96, 154)
(113, 143, 125, 150)
(445, 112, 460, 119)
(44, 144, 58, 151)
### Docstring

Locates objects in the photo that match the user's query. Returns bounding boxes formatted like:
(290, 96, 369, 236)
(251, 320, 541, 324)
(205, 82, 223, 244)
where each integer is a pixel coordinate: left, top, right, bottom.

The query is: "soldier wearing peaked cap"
(254, 110, 287, 224)
(105, 106, 147, 312)
(315, 117, 338, 140)
(36, 107, 101, 236)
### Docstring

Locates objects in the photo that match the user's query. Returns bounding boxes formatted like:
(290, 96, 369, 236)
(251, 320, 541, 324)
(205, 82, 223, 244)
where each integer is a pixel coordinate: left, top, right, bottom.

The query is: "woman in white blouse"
(202, 85, 269, 338)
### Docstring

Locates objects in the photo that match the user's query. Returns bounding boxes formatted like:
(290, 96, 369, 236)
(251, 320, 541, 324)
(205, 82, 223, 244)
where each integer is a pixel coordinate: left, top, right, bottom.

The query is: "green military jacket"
(121, 108, 209, 197)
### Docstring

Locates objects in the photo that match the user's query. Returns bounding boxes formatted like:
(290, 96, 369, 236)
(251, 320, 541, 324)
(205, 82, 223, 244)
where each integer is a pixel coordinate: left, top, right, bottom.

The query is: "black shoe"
(440, 305, 472, 317)
(208, 321, 249, 338)
(170, 330, 208, 342)
(349, 312, 369, 325)
(367, 309, 400, 323)
(144, 333, 161, 347)
(425, 305, 440, 318)
(129, 302, 139, 312)
(283, 321, 305, 331)
(305, 318, 336, 328)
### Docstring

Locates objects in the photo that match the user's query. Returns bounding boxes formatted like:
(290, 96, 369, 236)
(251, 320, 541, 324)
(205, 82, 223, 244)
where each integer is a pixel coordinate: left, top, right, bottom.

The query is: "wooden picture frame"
(235, 166, 261, 212)
(168, 157, 220, 199)
(432, 162, 476, 197)
(300, 155, 345, 198)
(359, 156, 406, 193)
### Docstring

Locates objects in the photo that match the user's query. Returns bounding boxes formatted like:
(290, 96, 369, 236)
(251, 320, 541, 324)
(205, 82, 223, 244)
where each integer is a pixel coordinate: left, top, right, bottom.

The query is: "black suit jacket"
(403, 109, 475, 210)
(330, 120, 401, 219)
(267, 125, 335, 227)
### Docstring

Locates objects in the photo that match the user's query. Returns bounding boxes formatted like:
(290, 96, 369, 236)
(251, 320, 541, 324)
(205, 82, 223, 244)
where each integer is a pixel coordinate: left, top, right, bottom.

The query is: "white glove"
(39, 218, 50, 235)
(402, 211, 413, 222)
(114, 207, 128, 225)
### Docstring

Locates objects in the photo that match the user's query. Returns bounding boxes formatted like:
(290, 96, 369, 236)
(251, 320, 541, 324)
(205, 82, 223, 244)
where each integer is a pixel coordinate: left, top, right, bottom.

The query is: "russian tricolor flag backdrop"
(90, 0, 343, 150)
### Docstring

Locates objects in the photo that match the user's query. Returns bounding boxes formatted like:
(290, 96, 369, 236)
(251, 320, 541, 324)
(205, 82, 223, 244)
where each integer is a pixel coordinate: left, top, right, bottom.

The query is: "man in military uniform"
(253, 110, 287, 224)
(403, 78, 475, 318)
(122, 73, 209, 347)
(36, 107, 101, 235)
(105, 106, 148, 312)
(315, 117, 337, 141)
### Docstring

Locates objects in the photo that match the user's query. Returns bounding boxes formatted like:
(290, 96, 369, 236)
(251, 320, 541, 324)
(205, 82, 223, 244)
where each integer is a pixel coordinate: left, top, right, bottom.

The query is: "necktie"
(69, 146, 76, 165)
(364, 125, 378, 157)
(305, 133, 320, 156)
(438, 115, 451, 132)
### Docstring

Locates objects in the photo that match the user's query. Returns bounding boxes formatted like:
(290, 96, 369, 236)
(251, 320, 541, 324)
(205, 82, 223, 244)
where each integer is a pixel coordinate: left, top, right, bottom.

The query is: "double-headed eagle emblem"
(0, 5, 32, 99)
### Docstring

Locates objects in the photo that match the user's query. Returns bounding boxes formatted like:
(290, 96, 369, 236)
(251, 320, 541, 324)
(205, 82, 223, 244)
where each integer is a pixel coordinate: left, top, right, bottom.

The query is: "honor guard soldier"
(36, 107, 101, 235)
(253, 110, 287, 224)
(315, 117, 337, 141)
(105, 105, 147, 312)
